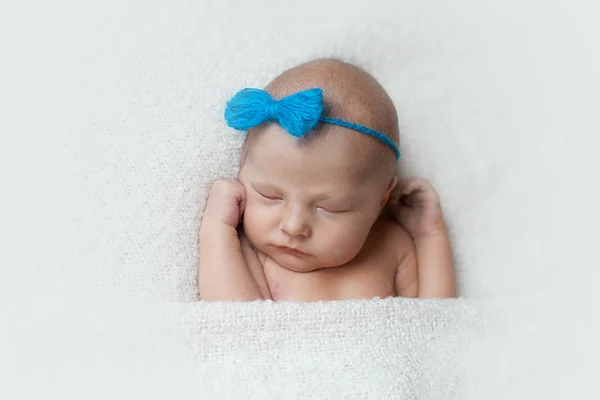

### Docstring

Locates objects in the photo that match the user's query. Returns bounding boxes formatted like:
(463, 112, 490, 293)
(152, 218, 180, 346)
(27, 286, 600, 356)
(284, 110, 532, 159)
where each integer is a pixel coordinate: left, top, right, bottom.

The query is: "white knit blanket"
(1, 0, 598, 398)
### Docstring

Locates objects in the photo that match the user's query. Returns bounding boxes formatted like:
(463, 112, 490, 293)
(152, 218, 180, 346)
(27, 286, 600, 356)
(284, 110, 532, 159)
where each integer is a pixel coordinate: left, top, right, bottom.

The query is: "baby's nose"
(279, 207, 311, 238)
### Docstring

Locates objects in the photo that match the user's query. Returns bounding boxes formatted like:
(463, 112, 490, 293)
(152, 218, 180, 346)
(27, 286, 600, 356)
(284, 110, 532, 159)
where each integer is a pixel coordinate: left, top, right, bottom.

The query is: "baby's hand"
(388, 177, 446, 239)
(202, 180, 246, 229)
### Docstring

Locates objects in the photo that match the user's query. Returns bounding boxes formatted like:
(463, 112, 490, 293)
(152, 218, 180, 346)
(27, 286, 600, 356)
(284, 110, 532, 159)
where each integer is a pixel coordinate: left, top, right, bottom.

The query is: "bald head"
(266, 58, 399, 145)
(242, 59, 399, 179)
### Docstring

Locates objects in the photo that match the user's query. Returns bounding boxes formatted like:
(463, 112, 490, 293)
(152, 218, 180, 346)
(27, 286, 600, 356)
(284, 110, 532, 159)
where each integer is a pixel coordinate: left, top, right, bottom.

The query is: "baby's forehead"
(244, 124, 386, 183)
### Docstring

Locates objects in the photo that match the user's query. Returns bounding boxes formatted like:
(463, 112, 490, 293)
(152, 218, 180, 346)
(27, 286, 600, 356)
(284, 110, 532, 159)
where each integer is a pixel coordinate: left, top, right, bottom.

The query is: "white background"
(1, 0, 599, 398)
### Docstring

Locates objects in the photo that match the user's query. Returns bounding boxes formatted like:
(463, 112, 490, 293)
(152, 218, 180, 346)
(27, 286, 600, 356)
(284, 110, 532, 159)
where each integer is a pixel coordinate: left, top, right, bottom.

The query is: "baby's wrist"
(200, 218, 240, 242)
(201, 211, 239, 229)
(413, 228, 444, 242)
(412, 221, 448, 242)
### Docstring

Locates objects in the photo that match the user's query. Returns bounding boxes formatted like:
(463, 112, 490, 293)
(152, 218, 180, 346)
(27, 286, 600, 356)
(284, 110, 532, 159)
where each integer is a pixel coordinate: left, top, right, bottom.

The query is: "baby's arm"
(390, 178, 456, 298)
(198, 180, 267, 301)
(412, 226, 455, 298)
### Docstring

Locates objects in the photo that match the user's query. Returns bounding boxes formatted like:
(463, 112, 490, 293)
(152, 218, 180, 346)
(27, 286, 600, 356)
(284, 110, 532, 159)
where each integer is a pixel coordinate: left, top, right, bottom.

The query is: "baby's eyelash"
(254, 190, 350, 212)
(317, 206, 349, 214)
(257, 191, 281, 201)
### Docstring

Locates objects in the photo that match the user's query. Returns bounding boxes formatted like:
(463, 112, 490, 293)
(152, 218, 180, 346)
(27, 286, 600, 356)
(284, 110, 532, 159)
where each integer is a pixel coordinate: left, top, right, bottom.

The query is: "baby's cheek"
(243, 203, 271, 243)
(320, 221, 370, 262)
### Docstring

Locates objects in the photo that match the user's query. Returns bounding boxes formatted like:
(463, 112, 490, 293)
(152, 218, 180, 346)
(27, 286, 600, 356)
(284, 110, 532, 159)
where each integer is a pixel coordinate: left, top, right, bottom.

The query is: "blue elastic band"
(320, 117, 400, 160)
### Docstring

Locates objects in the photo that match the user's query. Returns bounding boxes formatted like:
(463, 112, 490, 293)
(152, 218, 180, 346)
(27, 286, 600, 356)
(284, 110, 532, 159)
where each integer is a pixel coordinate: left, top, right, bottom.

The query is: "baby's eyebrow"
(250, 180, 281, 190)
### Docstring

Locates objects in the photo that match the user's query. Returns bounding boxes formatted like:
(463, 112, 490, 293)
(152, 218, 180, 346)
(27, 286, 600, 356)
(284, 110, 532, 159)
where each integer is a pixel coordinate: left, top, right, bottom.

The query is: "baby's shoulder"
(238, 229, 268, 266)
(370, 217, 411, 241)
(369, 218, 414, 261)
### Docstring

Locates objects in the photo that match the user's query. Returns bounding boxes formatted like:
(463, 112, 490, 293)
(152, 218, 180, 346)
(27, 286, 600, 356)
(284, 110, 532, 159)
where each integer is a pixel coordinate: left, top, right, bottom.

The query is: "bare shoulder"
(372, 218, 418, 297)
(238, 230, 255, 254)
(239, 229, 272, 299)
(371, 217, 414, 261)
(239, 231, 265, 262)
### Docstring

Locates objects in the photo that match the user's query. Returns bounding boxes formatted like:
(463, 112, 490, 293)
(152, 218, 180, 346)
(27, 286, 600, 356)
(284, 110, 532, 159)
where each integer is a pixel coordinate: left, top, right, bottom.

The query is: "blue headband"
(224, 88, 400, 160)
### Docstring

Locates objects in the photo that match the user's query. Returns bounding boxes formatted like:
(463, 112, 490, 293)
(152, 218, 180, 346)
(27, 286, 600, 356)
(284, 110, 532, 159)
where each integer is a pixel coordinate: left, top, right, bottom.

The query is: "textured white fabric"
(1, 0, 598, 398)
(180, 298, 481, 399)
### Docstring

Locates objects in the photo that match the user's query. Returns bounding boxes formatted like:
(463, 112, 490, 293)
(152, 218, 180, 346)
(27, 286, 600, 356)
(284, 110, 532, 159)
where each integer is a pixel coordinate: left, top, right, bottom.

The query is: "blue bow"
(224, 88, 324, 137)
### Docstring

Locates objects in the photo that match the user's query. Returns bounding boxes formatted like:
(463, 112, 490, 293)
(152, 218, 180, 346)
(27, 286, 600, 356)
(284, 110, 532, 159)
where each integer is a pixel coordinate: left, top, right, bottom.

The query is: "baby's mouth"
(275, 245, 308, 256)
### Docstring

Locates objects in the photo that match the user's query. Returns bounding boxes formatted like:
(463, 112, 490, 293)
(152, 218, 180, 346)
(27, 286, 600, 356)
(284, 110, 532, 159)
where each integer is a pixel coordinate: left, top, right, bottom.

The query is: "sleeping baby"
(198, 59, 455, 301)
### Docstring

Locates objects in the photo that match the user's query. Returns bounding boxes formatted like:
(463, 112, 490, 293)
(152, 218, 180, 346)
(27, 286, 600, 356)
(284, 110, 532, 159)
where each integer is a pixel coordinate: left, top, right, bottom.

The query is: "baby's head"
(236, 59, 400, 272)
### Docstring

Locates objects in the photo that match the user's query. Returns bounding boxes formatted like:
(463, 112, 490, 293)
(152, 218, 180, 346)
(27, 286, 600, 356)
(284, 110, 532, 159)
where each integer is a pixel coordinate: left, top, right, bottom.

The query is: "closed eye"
(317, 206, 350, 214)
(257, 191, 282, 201)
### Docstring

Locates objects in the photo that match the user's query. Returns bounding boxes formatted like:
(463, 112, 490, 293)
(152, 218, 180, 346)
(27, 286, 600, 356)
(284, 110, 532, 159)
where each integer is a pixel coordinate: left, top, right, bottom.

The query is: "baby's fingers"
(398, 177, 428, 195)
(398, 177, 439, 203)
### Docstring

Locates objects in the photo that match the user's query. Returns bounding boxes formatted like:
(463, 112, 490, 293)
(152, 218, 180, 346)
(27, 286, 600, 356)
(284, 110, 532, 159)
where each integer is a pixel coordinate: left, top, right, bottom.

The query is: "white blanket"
(1, 0, 598, 398)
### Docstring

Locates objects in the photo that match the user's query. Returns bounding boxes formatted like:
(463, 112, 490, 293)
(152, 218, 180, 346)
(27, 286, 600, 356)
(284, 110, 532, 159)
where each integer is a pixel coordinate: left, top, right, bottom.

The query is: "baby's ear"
(380, 176, 398, 210)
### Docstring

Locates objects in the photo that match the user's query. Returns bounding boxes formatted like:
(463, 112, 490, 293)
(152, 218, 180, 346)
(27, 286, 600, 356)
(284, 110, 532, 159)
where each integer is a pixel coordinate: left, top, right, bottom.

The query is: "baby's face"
(238, 124, 394, 273)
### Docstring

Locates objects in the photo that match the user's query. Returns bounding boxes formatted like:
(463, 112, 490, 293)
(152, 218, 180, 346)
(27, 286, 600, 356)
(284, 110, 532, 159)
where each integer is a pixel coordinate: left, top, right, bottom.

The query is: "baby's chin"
(262, 246, 349, 273)
(263, 250, 318, 273)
